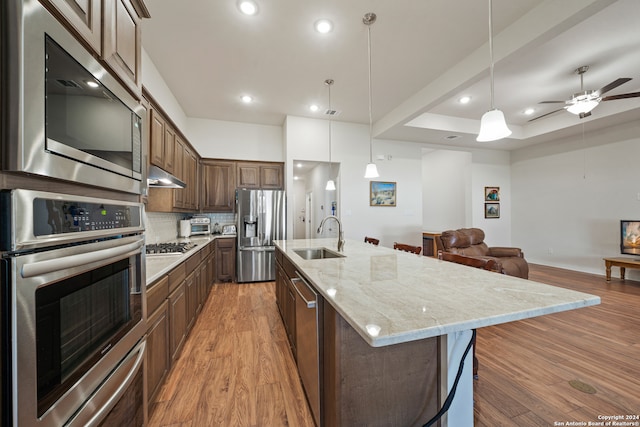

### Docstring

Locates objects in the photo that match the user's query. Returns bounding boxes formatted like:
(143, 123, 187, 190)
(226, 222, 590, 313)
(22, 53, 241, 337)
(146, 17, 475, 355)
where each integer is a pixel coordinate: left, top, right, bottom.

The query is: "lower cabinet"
(215, 237, 236, 282)
(168, 281, 187, 361)
(145, 240, 217, 416)
(275, 248, 296, 356)
(145, 300, 170, 406)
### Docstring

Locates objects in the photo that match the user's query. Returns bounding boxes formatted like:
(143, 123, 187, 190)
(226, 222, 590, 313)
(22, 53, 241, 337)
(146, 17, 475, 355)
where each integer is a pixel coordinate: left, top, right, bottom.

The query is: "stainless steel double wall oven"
(0, 190, 146, 426)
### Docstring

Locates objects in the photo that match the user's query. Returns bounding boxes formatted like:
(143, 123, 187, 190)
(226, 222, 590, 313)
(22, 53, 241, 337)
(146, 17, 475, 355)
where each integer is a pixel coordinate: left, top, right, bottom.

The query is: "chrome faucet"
(317, 215, 345, 252)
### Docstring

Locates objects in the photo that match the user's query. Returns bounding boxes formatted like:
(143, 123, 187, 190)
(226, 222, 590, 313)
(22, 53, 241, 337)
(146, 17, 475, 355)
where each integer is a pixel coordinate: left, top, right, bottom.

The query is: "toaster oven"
(190, 217, 211, 235)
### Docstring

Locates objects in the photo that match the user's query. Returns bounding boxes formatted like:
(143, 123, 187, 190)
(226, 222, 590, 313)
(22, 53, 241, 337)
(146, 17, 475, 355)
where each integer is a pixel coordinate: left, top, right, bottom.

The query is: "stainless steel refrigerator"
(236, 189, 286, 282)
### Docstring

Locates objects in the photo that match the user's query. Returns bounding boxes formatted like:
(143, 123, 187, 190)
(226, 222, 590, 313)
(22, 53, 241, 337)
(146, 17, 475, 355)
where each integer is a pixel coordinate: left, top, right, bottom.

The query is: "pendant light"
(476, 0, 512, 142)
(325, 79, 336, 191)
(363, 12, 379, 178)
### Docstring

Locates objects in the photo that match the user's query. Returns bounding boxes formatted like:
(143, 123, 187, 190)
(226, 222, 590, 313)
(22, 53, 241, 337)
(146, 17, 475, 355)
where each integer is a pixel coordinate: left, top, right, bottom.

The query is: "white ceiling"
(142, 0, 640, 151)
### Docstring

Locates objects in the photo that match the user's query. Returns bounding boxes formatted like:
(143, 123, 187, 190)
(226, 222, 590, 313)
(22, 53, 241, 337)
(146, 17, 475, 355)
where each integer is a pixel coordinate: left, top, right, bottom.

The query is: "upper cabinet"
(41, 0, 103, 53)
(237, 162, 283, 190)
(201, 160, 236, 213)
(103, 0, 143, 96)
(40, 0, 149, 97)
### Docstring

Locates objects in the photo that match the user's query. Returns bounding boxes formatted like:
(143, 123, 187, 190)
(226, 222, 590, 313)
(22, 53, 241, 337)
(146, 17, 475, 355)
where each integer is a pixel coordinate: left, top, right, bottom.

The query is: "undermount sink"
(293, 247, 345, 260)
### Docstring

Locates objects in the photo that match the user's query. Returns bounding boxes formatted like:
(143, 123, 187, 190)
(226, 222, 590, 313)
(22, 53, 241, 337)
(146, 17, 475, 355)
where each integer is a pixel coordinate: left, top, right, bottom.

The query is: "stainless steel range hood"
(147, 165, 186, 188)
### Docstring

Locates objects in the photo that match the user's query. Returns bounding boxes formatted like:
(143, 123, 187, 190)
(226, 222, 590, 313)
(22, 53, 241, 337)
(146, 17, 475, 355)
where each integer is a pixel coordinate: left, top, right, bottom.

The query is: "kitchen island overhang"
(276, 238, 599, 347)
(274, 238, 600, 427)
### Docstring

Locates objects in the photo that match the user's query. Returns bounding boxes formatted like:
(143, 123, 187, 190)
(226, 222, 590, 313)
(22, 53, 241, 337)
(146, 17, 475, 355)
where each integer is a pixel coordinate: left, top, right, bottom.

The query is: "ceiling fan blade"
(539, 100, 566, 104)
(596, 78, 631, 96)
(602, 91, 640, 101)
(528, 108, 565, 122)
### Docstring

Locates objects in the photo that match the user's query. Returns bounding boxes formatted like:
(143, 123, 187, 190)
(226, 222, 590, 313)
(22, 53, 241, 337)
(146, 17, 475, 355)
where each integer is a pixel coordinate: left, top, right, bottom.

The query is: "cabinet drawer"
(168, 262, 186, 292)
(186, 251, 202, 272)
(147, 275, 169, 315)
(216, 237, 235, 249)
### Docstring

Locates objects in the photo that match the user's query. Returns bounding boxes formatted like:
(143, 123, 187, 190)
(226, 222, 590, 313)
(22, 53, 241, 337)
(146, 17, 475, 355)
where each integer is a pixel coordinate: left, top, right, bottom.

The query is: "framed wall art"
(370, 181, 396, 206)
(485, 203, 500, 218)
(484, 186, 500, 201)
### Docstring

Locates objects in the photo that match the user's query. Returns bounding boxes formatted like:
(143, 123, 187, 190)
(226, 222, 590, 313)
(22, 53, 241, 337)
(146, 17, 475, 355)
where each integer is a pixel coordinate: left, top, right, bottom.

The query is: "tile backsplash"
(145, 211, 236, 243)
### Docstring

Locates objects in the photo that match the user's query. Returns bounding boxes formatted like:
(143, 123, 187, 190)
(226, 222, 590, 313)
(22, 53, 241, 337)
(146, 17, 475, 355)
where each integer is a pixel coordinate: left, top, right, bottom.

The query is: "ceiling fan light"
(364, 162, 379, 179)
(566, 99, 599, 115)
(477, 109, 512, 142)
(325, 179, 336, 191)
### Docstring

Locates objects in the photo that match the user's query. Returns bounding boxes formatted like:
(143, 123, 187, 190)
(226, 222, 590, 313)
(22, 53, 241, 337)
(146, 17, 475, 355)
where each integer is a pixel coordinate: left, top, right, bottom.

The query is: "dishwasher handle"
(291, 274, 316, 309)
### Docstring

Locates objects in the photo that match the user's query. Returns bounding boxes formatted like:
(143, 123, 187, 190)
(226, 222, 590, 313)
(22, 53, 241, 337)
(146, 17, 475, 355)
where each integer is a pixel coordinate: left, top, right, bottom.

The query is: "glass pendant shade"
(566, 99, 599, 115)
(477, 109, 512, 142)
(325, 179, 336, 191)
(364, 162, 379, 179)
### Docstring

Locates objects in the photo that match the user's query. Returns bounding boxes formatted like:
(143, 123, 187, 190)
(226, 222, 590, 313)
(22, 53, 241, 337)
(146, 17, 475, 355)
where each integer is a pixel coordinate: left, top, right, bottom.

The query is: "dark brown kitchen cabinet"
(168, 281, 187, 361)
(275, 248, 296, 356)
(201, 160, 236, 213)
(215, 238, 236, 282)
(236, 161, 283, 190)
(149, 109, 167, 168)
(145, 300, 169, 407)
(103, 0, 144, 96)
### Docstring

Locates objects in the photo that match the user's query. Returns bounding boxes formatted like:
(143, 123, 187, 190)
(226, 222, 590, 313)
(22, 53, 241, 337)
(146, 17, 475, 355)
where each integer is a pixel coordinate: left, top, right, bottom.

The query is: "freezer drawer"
(237, 247, 275, 282)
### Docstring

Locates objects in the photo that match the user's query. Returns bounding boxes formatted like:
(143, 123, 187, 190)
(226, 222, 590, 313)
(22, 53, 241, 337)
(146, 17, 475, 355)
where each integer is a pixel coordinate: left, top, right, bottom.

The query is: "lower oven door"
(8, 234, 146, 426)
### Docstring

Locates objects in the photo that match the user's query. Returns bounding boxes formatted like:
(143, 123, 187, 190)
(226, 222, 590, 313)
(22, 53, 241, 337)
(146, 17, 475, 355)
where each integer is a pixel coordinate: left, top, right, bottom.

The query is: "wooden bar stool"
(393, 242, 421, 255)
(364, 236, 380, 246)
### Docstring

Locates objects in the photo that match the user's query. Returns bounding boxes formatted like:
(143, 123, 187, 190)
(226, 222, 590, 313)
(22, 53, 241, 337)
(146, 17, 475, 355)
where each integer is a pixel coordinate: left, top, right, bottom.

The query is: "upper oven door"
(2, 0, 145, 194)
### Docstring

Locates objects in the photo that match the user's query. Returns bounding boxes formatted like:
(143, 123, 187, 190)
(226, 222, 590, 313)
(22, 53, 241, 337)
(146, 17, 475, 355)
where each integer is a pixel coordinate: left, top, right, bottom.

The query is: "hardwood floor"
(474, 264, 640, 426)
(148, 282, 314, 427)
(148, 265, 640, 427)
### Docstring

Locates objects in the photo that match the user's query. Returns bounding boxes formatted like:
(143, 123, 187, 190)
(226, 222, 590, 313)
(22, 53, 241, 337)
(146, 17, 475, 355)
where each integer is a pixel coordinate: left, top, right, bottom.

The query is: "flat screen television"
(620, 220, 640, 255)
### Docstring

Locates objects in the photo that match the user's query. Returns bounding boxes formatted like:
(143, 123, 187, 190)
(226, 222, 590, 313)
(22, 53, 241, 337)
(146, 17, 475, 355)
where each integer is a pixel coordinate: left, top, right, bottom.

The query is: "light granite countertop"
(274, 238, 600, 347)
(145, 235, 235, 285)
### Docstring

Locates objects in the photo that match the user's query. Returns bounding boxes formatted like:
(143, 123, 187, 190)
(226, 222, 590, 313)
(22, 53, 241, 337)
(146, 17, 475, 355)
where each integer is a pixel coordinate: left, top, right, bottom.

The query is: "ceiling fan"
(529, 65, 640, 122)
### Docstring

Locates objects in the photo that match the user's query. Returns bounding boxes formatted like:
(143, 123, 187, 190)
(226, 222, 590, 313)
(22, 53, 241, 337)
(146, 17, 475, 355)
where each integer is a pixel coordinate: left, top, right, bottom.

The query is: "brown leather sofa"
(436, 228, 529, 279)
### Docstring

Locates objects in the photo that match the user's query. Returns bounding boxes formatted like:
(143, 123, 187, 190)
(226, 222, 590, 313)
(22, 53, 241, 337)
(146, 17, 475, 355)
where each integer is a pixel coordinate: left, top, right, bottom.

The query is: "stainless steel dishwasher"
(292, 272, 322, 426)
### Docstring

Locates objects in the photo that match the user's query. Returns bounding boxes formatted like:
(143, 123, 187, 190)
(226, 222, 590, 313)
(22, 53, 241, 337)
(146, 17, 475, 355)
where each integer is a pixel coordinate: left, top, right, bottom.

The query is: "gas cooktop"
(146, 242, 197, 255)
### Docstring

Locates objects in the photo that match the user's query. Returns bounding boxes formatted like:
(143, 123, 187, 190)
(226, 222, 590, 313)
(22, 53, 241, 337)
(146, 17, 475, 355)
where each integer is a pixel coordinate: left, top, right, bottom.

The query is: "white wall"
(285, 116, 424, 249)
(141, 49, 188, 133)
(186, 117, 284, 161)
(471, 150, 512, 247)
(422, 149, 472, 231)
(511, 119, 640, 277)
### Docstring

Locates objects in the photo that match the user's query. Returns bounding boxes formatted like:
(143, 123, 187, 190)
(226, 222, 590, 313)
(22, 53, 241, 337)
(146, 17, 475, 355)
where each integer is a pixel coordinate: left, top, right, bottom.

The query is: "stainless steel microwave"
(1, 1, 145, 194)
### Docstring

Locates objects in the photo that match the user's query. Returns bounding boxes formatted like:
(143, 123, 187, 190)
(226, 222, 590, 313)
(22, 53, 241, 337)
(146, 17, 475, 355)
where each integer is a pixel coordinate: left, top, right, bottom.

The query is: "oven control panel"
(32, 197, 142, 236)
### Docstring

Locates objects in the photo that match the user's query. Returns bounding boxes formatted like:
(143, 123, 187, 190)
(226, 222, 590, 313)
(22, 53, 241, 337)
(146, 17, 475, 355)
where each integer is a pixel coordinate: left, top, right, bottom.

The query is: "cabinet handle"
(291, 276, 316, 308)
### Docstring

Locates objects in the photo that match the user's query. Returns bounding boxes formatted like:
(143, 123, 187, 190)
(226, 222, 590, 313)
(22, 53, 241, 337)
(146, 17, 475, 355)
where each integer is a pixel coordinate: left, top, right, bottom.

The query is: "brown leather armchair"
(436, 228, 529, 279)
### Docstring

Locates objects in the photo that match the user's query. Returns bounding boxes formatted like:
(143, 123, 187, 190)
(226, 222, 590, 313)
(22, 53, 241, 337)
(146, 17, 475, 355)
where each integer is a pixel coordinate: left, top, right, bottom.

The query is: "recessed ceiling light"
(294, 176, 299, 180)
(524, 108, 535, 115)
(315, 19, 333, 34)
(238, 0, 258, 15)
(459, 96, 471, 104)
(296, 163, 303, 168)
(241, 95, 253, 103)
(85, 80, 99, 88)
(309, 104, 320, 112)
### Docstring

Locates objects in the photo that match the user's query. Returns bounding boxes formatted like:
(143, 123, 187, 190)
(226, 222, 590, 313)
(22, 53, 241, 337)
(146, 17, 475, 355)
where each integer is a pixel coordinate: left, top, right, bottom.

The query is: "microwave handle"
(21, 239, 143, 278)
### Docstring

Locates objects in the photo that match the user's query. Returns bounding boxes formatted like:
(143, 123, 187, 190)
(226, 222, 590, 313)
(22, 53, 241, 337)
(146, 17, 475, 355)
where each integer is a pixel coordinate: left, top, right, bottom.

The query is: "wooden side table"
(603, 257, 640, 281)
(422, 232, 441, 258)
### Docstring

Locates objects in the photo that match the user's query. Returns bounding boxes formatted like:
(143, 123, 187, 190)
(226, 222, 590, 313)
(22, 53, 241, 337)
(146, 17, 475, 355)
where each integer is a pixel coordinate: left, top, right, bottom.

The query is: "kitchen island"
(274, 238, 600, 427)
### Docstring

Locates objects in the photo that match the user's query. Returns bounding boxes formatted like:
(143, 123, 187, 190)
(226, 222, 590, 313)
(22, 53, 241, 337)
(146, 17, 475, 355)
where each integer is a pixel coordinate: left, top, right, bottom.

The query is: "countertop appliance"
(0, 189, 146, 426)
(189, 216, 211, 236)
(1, 1, 144, 194)
(236, 189, 285, 282)
(292, 273, 322, 426)
(222, 224, 236, 235)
